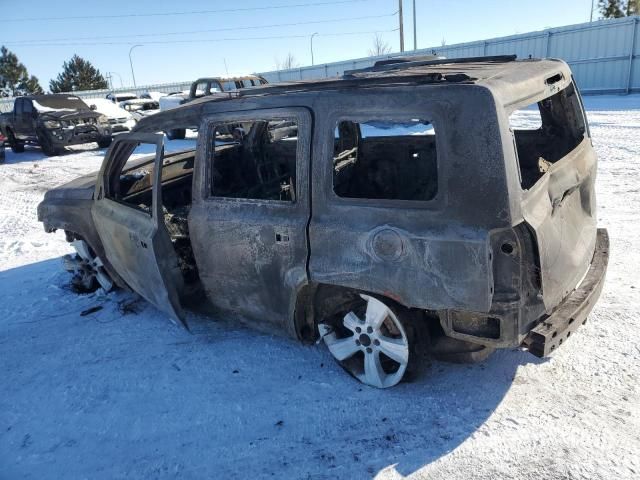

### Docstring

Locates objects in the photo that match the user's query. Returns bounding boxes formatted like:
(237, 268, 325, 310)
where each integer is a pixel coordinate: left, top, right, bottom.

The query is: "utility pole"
(412, 0, 417, 50)
(398, 0, 404, 52)
(310, 32, 319, 65)
(129, 44, 143, 89)
(107, 71, 124, 88)
(590, 0, 594, 22)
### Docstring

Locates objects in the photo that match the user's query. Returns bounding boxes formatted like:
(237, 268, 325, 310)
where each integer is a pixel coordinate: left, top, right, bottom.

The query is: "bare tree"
(275, 53, 299, 70)
(441, 38, 447, 47)
(368, 33, 391, 57)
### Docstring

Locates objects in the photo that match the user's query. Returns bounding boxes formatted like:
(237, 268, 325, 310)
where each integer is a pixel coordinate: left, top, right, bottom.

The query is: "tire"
(36, 129, 58, 156)
(167, 128, 186, 140)
(64, 238, 114, 293)
(97, 136, 112, 149)
(7, 130, 24, 153)
(317, 291, 426, 388)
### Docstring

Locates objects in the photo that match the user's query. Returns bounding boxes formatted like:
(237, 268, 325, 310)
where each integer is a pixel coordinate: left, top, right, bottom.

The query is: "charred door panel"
(189, 108, 311, 336)
(91, 133, 186, 326)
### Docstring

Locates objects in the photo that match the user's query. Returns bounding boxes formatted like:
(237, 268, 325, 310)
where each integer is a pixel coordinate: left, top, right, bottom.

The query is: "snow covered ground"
(1, 96, 639, 479)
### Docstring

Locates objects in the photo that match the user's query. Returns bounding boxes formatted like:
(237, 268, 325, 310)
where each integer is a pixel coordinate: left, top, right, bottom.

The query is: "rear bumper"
(523, 228, 609, 357)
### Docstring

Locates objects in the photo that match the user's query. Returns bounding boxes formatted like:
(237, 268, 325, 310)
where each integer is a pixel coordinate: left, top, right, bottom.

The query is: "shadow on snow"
(0, 258, 545, 479)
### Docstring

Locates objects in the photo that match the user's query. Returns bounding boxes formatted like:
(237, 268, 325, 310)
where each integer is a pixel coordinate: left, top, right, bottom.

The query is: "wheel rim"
(71, 240, 113, 292)
(319, 294, 410, 388)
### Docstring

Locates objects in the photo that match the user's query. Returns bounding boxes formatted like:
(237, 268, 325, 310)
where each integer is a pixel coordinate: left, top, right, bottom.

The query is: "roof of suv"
(138, 56, 572, 131)
(234, 56, 571, 107)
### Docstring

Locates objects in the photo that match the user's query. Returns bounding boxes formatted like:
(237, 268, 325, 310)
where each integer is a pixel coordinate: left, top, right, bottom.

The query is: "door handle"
(275, 232, 290, 243)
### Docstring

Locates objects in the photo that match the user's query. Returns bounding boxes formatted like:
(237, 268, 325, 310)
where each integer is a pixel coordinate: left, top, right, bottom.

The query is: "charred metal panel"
(91, 133, 186, 327)
(308, 86, 507, 312)
(92, 199, 186, 324)
(188, 108, 311, 337)
(520, 139, 598, 311)
(525, 229, 609, 357)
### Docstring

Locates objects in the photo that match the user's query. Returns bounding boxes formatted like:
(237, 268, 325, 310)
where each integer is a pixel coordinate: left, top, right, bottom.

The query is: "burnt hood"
(40, 110, 102, 121)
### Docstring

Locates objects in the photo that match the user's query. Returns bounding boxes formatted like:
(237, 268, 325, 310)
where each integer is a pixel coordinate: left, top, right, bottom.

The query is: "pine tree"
(0, 46, 43, 97)
(627, 0, 639, 15)
(599, 0, 625, 18)
(49, 55, 108, 93)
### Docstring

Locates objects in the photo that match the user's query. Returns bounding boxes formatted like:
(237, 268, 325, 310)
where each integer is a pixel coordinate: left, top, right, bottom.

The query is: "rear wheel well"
(293, 283, 433, 343)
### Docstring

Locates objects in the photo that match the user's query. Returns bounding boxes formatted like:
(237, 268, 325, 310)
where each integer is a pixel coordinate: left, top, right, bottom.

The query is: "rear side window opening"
(509, 82, 587, 190)
(332, 118, 438, 202)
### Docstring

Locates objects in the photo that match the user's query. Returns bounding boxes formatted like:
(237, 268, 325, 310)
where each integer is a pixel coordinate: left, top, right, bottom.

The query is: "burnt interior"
(512, 83, 587, 189)
(333, 119, 438, 201)
(116, 150, 198, 285)
(211, 119, 297, 202)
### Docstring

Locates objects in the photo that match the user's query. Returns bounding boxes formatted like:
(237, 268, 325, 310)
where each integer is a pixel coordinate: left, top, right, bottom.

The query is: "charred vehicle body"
(38, 56, 609, 388)
(0, 94, 112, 156)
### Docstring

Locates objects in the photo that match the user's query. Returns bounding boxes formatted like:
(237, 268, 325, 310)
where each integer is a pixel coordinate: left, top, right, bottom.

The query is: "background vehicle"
(140, 91, 166, 101)
(0, 132, 5, 163)
(159, 75, 267, 139)
(0, 94, 112, 156)
(106, 92, 138, 104)
(120, 99, 160, 122)
(88, 98, 136, 134)
(38, 57, 608, 388)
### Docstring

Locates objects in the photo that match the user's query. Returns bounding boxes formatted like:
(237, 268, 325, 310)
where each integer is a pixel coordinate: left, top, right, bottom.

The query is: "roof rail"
(344, 54, 518, 77)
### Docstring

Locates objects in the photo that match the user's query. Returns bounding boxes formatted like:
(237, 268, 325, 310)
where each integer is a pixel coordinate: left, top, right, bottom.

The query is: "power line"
(3, 12, 397, 45)
(3, 28, 400, 48)
(2, 0, 367, 22)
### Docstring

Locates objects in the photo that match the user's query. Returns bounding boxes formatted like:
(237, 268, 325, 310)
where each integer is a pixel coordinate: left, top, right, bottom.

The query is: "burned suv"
(38, 56, 608, 388)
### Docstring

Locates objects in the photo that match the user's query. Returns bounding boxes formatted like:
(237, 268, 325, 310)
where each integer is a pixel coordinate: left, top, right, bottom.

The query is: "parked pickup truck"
(0, 94, 112, 156)
(38, 56, 608, 388)
(159, 75, 267, 139)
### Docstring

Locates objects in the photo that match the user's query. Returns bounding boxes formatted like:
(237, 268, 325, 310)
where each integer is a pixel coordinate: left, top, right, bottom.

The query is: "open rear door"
(91, 133, 187, 328)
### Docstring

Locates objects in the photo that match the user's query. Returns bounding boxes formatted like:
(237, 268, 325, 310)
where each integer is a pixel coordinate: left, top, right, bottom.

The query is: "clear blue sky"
(1, 0, 597, 90)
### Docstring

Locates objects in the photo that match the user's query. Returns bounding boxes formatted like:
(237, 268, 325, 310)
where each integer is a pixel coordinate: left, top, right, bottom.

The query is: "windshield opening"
(33, 95, 89, 111)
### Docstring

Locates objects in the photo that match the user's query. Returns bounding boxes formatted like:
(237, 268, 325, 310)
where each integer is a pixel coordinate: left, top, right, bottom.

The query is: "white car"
(87, 98, 136, 134)
(105, 92, 138, 104)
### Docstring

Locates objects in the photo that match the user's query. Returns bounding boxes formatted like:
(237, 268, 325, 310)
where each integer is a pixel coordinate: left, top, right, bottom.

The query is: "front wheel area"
(36, 129, 61, 156)
(7, 129, 24, 153)
(62, 237, 114, 293)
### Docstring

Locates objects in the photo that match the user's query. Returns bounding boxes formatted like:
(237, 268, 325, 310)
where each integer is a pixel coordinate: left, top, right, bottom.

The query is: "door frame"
(189, 107, 312, 334)
(92, 132, 188, 327)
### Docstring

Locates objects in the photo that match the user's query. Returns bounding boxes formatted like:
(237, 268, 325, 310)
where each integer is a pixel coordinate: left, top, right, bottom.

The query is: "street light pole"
(413, 0, 417, 50)
(398, 0, 404, 52)
(129, 44, 143, 89)
(310, 32, 319, 65)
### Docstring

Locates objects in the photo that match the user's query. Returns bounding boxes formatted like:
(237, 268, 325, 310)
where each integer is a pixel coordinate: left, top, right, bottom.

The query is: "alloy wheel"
(319, 294, 410, 388)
